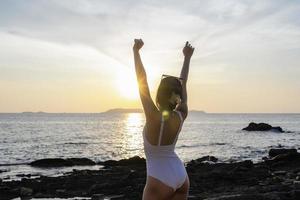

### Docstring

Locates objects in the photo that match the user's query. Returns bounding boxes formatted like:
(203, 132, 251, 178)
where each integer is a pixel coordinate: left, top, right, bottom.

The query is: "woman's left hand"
(133, 39, 144, 52)
(183, 41, 194, 58)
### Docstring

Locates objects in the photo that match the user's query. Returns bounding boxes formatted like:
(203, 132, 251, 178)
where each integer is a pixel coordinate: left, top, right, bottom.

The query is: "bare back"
(144, 111, 183, 146)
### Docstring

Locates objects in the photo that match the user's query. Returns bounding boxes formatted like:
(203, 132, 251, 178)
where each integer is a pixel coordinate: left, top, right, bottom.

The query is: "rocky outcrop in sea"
(242, 122, 285, 133)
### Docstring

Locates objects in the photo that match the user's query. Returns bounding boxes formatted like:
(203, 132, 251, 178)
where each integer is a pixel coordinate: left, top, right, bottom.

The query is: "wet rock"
(16, 173, 31, 178)
(2, 151, 300, 200)
(89, 183, 110, 194)
(242, 122, 284, 133)
(269, 148, 297, 158)
(91, 194, 105, 200)
(191, 155, 218, 164)
(0, 169, 8, 173)
(107, 194, 125, 199)
(265, 150, 300, 168)
(204, 194, 263, 200)
(30, 158, 73, 167)
(273, 171, 287, 176)
(55, 189, 67, 196)
(0, 186, 10, 193)
(30, 158, 96, 167)
(99, 156, 146, 167)
(66, 158, 96, 166)
(20, 187, 33, 196)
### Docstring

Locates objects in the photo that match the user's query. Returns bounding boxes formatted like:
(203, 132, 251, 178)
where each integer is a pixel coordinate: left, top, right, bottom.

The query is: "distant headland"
(104, 108, 206, 114)
(104, 108, 143, 113)
(0, 109, 206, 114)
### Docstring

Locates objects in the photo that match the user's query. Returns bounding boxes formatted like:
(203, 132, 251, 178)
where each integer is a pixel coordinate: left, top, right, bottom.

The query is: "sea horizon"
(1, 108, 300, 114)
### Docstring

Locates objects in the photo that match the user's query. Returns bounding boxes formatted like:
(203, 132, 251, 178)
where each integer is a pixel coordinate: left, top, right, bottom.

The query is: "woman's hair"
(156, 76, 183, 111)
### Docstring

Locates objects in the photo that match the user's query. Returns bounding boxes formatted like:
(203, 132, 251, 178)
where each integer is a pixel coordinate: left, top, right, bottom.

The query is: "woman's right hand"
(183, 41, 194, 58)
(133, 39, 144, 52)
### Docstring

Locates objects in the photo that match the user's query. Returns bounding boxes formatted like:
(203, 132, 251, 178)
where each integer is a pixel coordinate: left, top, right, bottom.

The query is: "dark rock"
(265, 149, 300, 168)
(106, 194, 125, 199)
(273, 171, 287, 176)
(193, 156, 218, 163)
(91, 194, 105, 200)
(204, 194, 264, 200)
(30, 158, 96, 167)
(242, 122, 284, 133)
(2, 153, 300, 200)
(0, 169, 8, 173)
(55, 189, 67, 196)
(292, 190, 300, 199)
(30, 158, 73, 167)
(89, 183, 110, 194)
(99, 156, 146, 166)
(20, 187, 33, 196)
(16, 173, 31, 178)
(269, 148, 297, 158)
(0, 186, 10, 193)
(66, 158, 96, 166)
(127, 170, 139, 179)
(232, 160, 253, 172)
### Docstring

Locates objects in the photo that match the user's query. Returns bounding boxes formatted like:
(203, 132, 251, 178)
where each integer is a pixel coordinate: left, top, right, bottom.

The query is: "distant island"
(190, 110, 206, 114)
(104, 108, 143, 113)
(13, 109, 206, 114)
(104, 108, 206, 114)
(21, 111, 47, 114)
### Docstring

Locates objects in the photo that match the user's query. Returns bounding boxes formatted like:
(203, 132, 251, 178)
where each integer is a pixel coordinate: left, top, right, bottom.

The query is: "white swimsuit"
(143, 110, 187, 191)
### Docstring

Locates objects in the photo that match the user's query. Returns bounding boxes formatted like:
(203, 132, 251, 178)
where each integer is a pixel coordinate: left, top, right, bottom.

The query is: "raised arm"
(176, 41, 194, 118)
(133, 39, 157, 118)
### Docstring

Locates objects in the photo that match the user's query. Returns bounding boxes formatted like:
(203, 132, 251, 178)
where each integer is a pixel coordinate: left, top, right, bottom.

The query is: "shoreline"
(1, 148, 300, 200)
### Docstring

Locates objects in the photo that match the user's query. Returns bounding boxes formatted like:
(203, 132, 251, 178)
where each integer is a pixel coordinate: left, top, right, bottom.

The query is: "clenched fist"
(133, 39, 144, 52)
(183, 41, 194, 58)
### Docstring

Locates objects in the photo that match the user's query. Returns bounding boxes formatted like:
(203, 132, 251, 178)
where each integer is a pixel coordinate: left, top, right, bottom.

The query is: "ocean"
(0, 112, 300, 180)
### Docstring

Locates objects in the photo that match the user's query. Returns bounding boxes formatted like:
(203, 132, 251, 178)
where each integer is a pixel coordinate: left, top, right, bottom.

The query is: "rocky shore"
(1, 148, 300, 200)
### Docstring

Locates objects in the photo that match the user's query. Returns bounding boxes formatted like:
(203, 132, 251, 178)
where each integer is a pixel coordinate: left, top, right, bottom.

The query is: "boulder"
(265, 149, 300, 167)
(242, 122, 284, 133)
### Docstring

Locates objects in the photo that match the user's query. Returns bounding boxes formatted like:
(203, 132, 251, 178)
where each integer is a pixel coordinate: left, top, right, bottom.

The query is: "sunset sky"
(0, 0, 300, 113)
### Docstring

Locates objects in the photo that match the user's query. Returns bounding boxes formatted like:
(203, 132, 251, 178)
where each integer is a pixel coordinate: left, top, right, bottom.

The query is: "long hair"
(156, 76, 183, 111)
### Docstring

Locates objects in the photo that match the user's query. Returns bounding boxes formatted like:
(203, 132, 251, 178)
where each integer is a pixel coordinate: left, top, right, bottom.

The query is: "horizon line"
(0, 111, 300, 114)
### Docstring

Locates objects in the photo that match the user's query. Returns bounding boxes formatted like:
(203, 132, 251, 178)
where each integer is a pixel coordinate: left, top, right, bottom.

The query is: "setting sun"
(116, 71, 140, 100)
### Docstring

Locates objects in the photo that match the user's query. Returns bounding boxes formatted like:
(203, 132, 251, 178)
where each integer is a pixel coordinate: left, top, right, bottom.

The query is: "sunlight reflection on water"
(0, 113, 300, 166)
(122, 113, 144, 158)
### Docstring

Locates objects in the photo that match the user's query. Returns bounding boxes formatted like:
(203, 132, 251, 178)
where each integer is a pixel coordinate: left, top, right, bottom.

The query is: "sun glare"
(116, 71, 139, 99)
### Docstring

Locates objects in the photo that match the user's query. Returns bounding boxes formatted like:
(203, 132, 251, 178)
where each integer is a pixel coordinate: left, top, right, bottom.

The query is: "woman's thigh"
(143, 176, 174, 200)
(171, 176, 190, 200)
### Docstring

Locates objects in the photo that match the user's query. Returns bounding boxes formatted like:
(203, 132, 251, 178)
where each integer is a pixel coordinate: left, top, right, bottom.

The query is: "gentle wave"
(1, 113, 300, 165)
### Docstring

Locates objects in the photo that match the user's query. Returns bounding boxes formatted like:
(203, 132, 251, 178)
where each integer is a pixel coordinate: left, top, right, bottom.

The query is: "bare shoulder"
(145, 109, 161, 123)
(174, 103, 188, 120)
